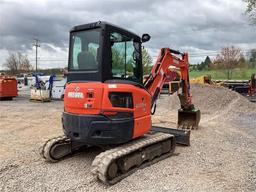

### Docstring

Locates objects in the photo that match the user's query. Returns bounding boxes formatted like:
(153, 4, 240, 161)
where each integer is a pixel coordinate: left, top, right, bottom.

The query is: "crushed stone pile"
(157, 84, 256, 114)
(191, 84, 255, 114)
(155, 84, 256, 128)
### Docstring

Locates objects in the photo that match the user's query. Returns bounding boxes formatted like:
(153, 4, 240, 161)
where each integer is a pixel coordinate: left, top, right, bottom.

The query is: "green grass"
(189, 68, 256, 80)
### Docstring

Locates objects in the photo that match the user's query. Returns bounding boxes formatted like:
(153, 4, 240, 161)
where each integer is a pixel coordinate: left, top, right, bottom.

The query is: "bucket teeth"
(178, 109, 201, 130)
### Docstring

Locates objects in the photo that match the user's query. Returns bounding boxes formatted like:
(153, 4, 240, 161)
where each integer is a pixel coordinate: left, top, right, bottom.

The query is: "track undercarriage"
(41, 127, 189, 185)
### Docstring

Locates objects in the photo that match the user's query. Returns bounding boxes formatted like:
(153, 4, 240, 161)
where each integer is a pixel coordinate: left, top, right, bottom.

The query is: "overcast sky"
(0, 0, 255, 69)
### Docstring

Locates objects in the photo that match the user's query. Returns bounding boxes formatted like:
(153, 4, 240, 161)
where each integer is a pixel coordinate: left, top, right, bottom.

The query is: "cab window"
(70, 29, 100, 70)
(110, 32, 141, 82)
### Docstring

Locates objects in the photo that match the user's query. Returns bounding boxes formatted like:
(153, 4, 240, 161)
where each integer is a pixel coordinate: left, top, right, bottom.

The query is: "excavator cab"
(68, 21, 144, 84)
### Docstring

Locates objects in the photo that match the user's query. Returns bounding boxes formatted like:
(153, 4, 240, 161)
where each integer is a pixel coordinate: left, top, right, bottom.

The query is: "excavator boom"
(144, 48, 200, 129)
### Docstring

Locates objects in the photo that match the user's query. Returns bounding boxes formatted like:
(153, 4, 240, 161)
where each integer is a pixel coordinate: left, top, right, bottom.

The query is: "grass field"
(190, 68, 256, 80)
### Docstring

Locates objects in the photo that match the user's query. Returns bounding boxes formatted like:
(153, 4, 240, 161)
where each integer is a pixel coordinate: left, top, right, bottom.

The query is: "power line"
(151, 49, 253, 59)
(30, 59, 68, 61)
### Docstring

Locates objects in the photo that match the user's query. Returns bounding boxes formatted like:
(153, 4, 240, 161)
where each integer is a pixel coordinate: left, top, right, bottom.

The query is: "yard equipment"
(190, 75, 213, 85)
(161, 68, 180, 94)
(30, 74, 55, 102)
(232, 74, 256, 102)
(248, 73, 256, 96)
(168, 80, 180, 94)
(0, 75, 18, 100)
(41, 21, 200, 184)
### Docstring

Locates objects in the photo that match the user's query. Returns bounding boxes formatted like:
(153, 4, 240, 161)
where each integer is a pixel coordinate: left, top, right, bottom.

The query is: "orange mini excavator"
(41, 21, 200, 184)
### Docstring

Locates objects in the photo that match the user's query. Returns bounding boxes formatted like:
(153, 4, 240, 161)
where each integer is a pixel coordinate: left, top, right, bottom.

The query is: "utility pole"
(33, 39, 40, 72)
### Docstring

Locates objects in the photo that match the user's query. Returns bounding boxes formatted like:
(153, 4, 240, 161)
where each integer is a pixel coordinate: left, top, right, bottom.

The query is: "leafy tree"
(196, 56, 212, 71)
(197, 63, 203, 71)
(238, 54, 246, 68)
(3, 52, 33, 75)
(190, 64, 197, 71)
(111, 47, 153, 76)
(204, 56, 212, 69)
(214, 46, 245, 79)
(111, 48, 125, 72)
(244, 0, 256, 23)
(142, 48, 153, 75)
(111, 48, 136, 76)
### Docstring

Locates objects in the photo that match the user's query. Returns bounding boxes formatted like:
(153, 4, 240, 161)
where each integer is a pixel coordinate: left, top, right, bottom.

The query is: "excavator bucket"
(178, 109, 201, 129)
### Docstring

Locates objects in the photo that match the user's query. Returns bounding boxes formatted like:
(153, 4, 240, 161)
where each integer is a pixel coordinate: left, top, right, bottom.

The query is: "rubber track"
(40, 135, 70, 162)
(91, 132, 175, 185)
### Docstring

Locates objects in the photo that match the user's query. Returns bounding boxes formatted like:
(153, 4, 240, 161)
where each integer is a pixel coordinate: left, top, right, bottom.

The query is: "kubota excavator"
(41, 21, 200, 185)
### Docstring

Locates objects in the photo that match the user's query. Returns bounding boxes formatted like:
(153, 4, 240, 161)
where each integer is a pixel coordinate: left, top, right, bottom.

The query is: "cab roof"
(70, 21, 140, 40)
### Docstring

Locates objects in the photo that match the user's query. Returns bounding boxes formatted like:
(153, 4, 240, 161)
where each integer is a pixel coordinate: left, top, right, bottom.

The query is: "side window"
(111, 32, 140, 81)
(72, 37, 82, 69)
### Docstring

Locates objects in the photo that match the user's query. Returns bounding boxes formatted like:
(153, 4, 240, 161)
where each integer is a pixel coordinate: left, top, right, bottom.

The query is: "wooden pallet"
(29, 98, 51, 103)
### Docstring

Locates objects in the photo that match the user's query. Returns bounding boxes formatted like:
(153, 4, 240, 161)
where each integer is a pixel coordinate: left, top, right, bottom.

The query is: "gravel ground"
(0, 85, 256, 192)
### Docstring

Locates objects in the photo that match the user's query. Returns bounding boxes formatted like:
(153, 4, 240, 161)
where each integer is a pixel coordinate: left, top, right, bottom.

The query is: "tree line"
(191, 47, 256, 79)
(2, 52, 34, 75)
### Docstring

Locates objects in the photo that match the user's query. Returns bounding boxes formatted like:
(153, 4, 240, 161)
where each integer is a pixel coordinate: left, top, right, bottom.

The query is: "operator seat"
(77, 50, 96, 70)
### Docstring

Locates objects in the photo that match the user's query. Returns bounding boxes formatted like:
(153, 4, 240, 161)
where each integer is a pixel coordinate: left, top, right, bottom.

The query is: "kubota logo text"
(67, 92, 84, 98)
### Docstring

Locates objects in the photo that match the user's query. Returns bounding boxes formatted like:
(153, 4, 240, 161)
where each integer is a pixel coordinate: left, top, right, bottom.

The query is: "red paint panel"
(133, 115, 151, 138)
(64, 82, 103, 114)
(64, 81, 152, 138)
(0, 76, 18, 98)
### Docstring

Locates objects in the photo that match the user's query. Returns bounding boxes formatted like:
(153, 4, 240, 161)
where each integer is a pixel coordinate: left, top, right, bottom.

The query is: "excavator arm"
(144, 48, 200, 129)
